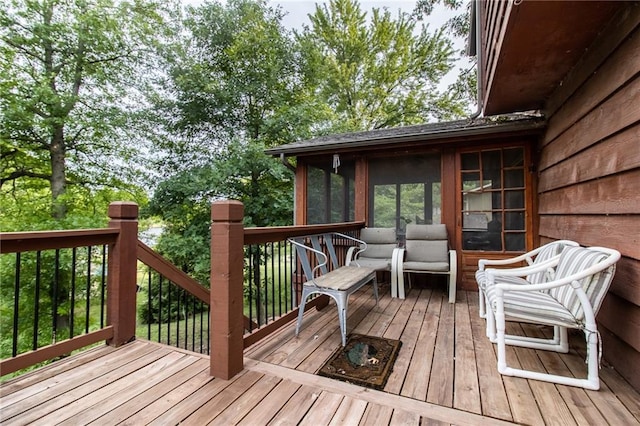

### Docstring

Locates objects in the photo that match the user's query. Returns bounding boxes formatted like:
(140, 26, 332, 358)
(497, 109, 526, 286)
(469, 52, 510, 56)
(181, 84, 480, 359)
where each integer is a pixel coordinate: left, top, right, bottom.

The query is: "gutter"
(280, 153, 296, 172)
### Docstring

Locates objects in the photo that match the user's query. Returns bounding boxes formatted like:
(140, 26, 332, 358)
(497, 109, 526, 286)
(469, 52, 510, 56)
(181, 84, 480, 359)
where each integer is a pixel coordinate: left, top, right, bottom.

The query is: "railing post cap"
(211, 200, 244, 222)
(108, 202, 139, 219)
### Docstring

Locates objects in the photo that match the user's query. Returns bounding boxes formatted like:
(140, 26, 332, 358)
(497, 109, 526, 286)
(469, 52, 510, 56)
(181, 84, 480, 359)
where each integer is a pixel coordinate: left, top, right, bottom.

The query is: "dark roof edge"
(266, 115, 546, 157)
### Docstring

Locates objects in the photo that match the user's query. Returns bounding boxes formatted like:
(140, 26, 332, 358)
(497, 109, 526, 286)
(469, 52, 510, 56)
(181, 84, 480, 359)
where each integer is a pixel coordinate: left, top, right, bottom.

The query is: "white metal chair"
(476, 240, 579, 319)
(393, 224, 457, 302)
(485, 245, 620, 389)
(289, 233, 378, 346)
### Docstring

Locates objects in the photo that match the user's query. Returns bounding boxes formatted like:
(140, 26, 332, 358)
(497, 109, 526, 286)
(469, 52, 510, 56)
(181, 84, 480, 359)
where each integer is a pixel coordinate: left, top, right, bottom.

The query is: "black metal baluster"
(271, 242, 275, 321)
(191, 296, 196, 352)
(70, 247, 76, 338)
(263, 244, 268, 325)
(175, 284, 180, 348)
(12, 253, 20, 357)
(100, 245, 106, 328)
(85, 246, 91, 333)
(158, 275, 162, 343)
(147, 268, 152, 340)
(167, 278, 171, 345)
(33, 251, 41, 350)
(53, 249, 60, 342)
(199, 300, 204, 353)
(248, 245, 254, 332)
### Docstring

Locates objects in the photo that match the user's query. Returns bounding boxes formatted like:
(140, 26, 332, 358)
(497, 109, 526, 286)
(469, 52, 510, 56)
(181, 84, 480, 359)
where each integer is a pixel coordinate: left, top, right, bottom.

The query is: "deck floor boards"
(2, 288, 639, 425)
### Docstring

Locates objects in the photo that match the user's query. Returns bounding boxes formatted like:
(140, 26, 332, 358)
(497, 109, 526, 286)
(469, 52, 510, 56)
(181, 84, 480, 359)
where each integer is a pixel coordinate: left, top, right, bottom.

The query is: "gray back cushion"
(360, 228, 397, 259)
(405, 240, 448, 263)
(405, 224, 448, 240)
(404, 224, 449, 263)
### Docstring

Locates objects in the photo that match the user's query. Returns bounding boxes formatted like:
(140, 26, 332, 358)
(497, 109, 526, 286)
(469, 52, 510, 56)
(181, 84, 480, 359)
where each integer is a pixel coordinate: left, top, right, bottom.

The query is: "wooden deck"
(2, 286, 640, 425)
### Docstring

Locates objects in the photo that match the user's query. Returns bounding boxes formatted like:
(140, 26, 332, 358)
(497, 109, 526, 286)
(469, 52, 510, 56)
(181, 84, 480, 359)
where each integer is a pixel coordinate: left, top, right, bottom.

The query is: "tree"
(0, 0, 174, 221)
(296, 0, 468, 132)
(413, 0, 477, 109)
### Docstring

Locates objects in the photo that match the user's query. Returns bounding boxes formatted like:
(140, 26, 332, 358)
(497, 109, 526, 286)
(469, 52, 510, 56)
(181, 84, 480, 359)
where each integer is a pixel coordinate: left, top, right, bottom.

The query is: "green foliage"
(145, 140, 293, 284)
(297, 0, 468, 131)
(0, 0, 174, 219)
(0, 247, 107, 361)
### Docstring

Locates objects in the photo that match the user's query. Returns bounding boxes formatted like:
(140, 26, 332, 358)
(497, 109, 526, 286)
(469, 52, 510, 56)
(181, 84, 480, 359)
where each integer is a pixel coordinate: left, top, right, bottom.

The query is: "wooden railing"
(1, 200, 364, 380)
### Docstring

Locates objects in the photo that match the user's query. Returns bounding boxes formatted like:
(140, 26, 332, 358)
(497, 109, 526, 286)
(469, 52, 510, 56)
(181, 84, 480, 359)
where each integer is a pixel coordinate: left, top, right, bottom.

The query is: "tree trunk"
(50, 125, 67, 220)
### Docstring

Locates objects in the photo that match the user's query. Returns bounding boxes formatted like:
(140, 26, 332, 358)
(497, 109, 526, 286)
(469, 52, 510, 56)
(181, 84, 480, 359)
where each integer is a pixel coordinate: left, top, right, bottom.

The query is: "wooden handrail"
(0, 229, 119, 254)
(244, 221, 364, 245)
(137, 240, 210, 304)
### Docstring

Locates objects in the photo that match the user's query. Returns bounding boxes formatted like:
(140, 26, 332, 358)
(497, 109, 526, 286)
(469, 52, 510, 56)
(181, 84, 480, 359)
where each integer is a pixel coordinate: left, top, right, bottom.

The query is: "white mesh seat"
(476, 240, 579, 319)
(485, 245, 620, 389)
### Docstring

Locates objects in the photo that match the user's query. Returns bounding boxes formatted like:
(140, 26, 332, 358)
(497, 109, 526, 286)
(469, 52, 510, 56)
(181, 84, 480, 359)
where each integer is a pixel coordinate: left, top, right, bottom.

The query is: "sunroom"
(267, 114, 546, 292)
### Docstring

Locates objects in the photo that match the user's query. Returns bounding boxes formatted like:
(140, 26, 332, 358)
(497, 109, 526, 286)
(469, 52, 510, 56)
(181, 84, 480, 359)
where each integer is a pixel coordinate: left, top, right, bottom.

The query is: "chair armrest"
(478, 252, 534, 271)
(491, 246, 619, 293)
(287, 237, 329, 286)
(484, 256, 560, 278)
(334, 232, 368, 264)
(346, 246, 358, 266)
(392, 247, 405, 275)
(449, 249, 457, 273)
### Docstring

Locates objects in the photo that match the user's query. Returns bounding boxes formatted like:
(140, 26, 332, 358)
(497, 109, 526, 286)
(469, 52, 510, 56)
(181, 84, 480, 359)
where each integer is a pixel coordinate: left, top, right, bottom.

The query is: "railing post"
(107, 201, 139, 347)
(210, 200, 245, 379)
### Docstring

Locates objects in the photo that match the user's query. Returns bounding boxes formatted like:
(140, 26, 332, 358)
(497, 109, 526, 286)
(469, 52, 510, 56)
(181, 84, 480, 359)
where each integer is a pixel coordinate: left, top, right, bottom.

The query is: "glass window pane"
(504, 148, 524, 167)
(504, 190, 524, 209)
(462, 172, 482, 192)
(348, 177, 355, 221)
(330, 173, 345, 223)
(432, 182, 441, 224)
(504, 211, 525, 230)
(505, 233, 525, 251)
(400, 183, 425, 227)
(482, 150, 502, 188)
(460, 146, 527, 253)
(307, 166, 326, 224)
(373, 185, 396, 227)
(504, 169, 524, 188)
(369, 154, 441, 229)
(461, 152, 479, 170)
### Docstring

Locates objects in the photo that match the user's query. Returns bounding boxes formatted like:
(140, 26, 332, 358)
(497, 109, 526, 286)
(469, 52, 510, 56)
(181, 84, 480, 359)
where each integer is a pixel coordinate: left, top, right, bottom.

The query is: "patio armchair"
(289, 233, 378, 346)
(476, 240, 579, 319)
(393, 224, 457, 302)
(485, 245, 620, 389)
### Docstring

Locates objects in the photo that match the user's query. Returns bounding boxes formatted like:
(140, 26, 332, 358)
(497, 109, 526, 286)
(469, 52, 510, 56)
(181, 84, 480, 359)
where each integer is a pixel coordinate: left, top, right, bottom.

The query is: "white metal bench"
(289, 233, 378, 346)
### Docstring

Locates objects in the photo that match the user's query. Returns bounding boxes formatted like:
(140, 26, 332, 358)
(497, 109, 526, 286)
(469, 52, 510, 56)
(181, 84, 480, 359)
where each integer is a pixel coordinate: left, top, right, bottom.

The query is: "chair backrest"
(359, 228, 396, 259)
(291, 233, 340, 281)
(404, 224, 449, 263)
(526, 240, 579, 284)
(549, 246, 620, 321)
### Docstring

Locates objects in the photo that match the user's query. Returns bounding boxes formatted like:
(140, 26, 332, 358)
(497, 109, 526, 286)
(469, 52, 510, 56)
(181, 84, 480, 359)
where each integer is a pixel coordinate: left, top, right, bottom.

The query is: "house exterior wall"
(537, 8, 640, 390)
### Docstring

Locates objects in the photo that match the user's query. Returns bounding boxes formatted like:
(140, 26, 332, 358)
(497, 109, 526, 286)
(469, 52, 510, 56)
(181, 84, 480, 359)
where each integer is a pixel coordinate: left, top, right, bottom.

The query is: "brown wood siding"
(539, 11, 640, 391)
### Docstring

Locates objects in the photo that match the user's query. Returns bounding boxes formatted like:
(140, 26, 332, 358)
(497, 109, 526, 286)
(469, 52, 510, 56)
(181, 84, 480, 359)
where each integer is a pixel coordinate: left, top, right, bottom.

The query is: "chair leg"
(494, 301, 600, 389)
(398, 273, 406, 299)
(336, 293, 349, 347)
(295, 288, 310, 337)
(448, 275, 456, 304)
(478, 288, 486, 318)
(486, 303, 497, 340)
(372, 276, 379, 305)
